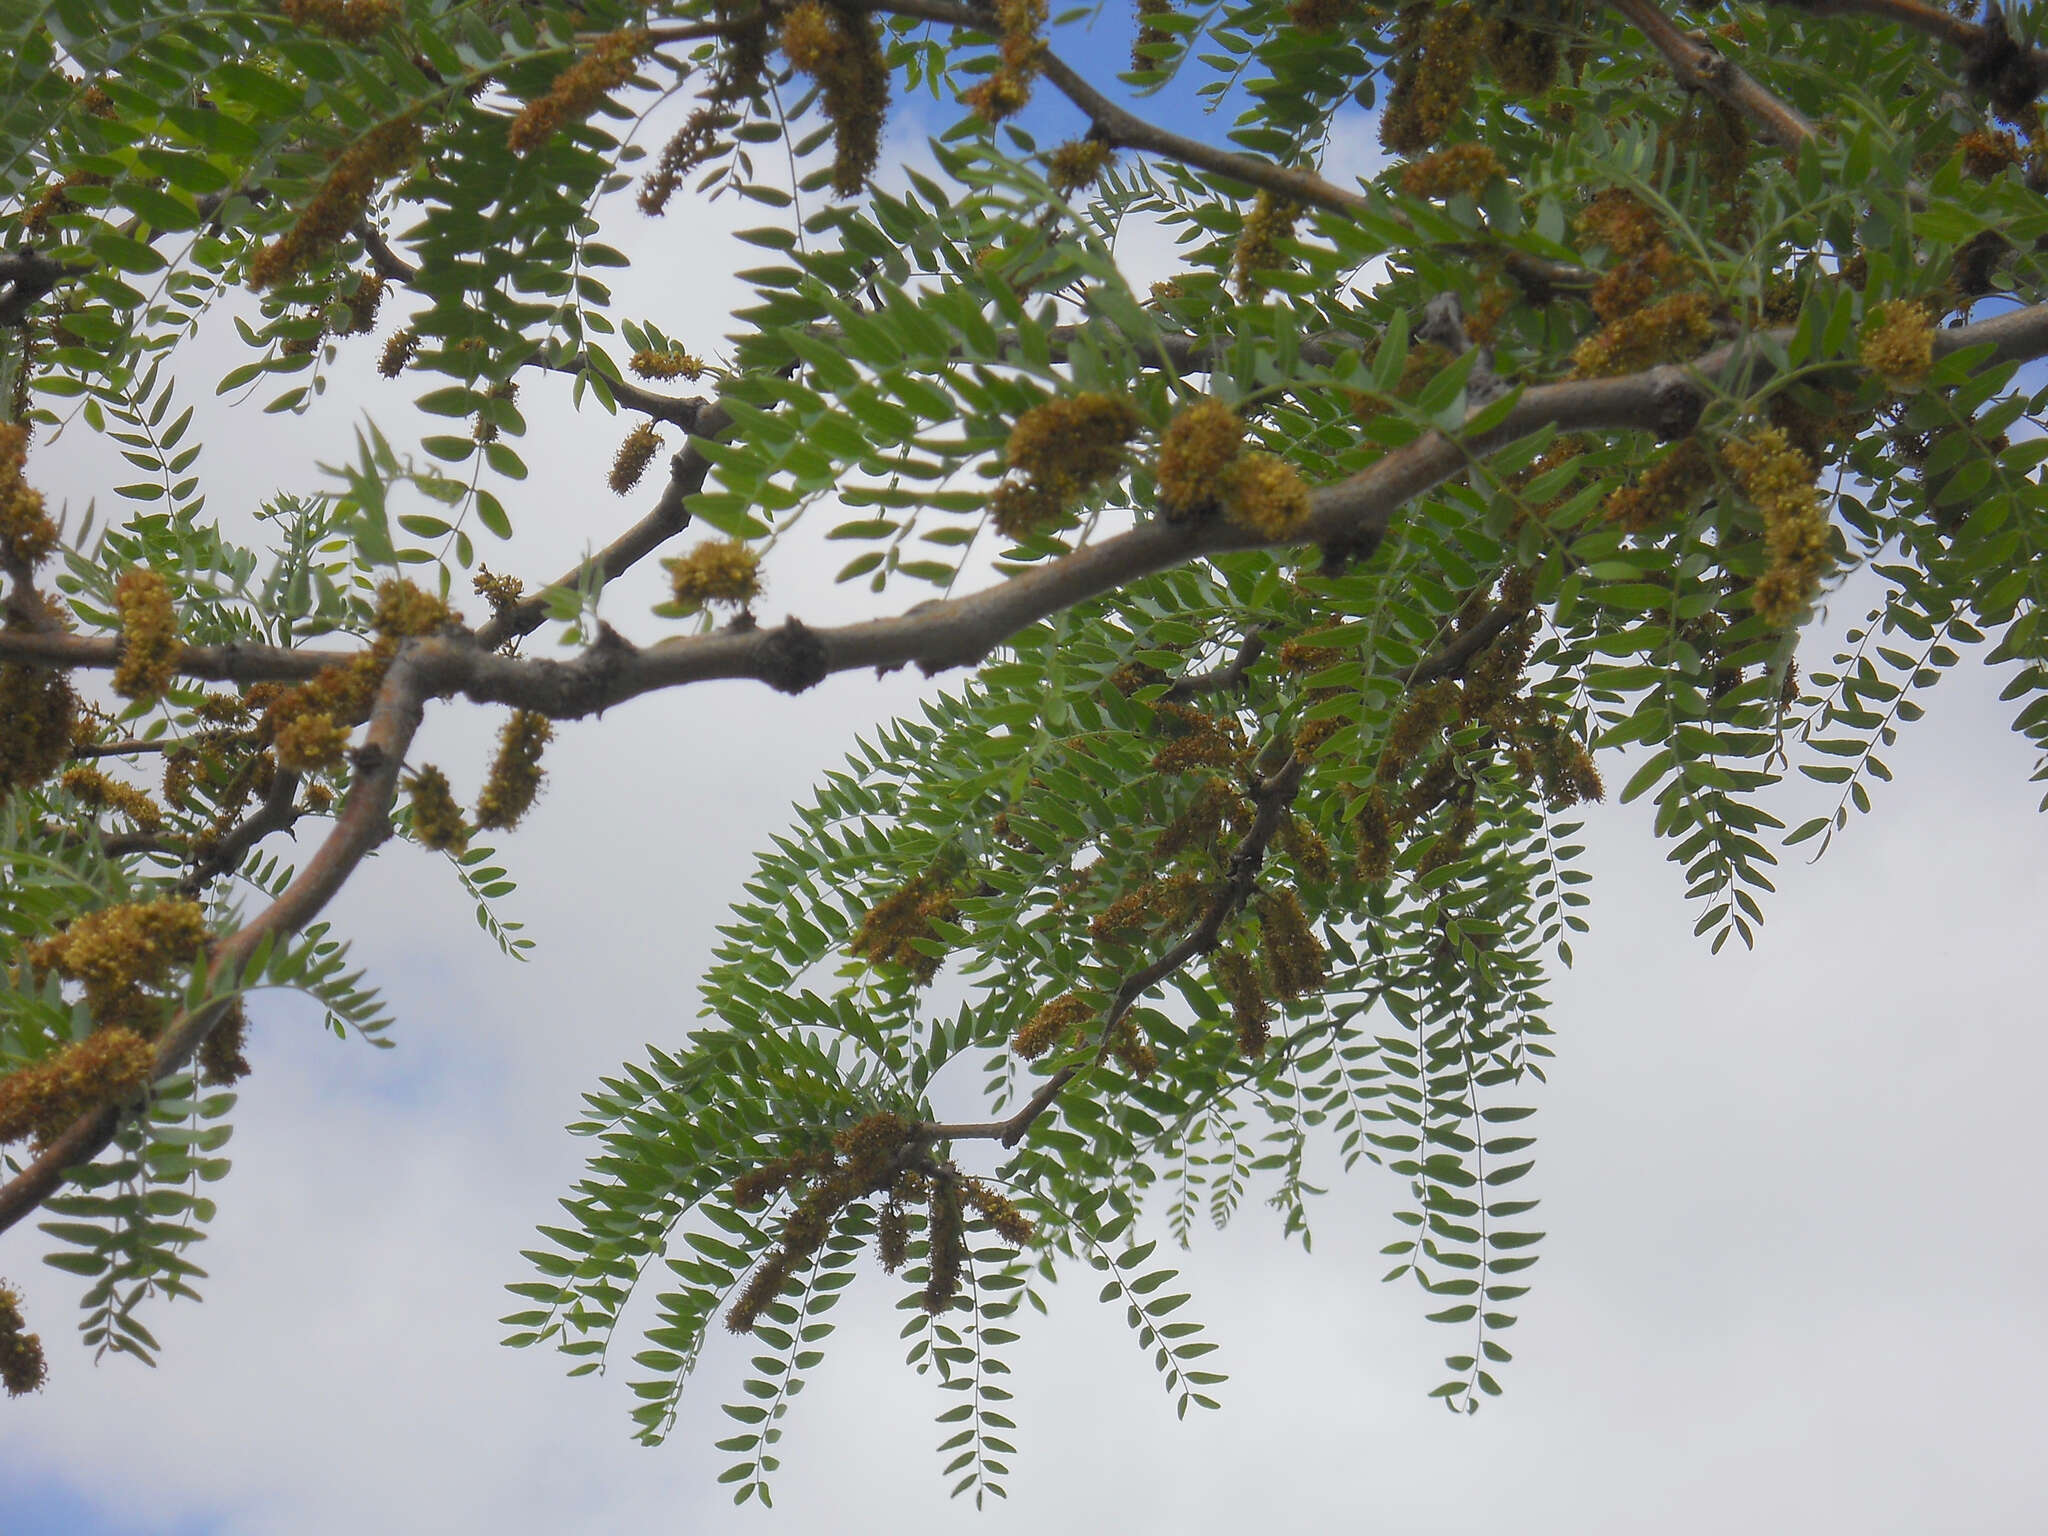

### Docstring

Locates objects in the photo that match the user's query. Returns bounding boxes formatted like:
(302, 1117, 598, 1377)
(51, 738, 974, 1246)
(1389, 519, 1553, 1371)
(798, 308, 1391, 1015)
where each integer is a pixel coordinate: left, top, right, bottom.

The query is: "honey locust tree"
(5, 0, 2048, 1504)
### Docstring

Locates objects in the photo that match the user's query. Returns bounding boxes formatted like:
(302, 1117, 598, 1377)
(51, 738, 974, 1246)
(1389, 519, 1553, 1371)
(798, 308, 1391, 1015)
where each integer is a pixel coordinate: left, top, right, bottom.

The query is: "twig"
(0, 656, 428, 1236)
(1608, 0, 1818, 152)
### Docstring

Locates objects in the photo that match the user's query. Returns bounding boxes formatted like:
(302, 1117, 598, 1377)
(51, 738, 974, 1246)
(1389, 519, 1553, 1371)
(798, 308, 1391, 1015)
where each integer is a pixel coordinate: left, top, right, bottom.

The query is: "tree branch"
(8, 300, 2048, 715)
(1608, 0, 1818, 151)
(0, 656, 428, 1236)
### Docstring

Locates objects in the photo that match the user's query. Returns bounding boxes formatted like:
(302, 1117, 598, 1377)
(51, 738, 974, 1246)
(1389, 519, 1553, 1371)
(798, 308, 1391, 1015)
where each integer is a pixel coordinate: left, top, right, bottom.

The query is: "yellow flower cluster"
(0, 1281, 48, 1397)
(250, 116, 423, 290)
(29, 898, 209, 1034)
(1232, 192, 1301, 296)
(112, 567, 180, 699)
(993, 392, 1143, 537)
(1257, 887, 1325, 999)
(779, 2, 890, 195)
(506, 30, 650, 155)
(962, 1176, 1035, 1244)
(59, 765, 162, 830)
(0, 664, 78, 801)
(628, 348, 704, 381)
(1156, 397, 1244, 518)
(1047, 136, 1115, 195)
(1148, 699, 1247, 775)
(407, 765, 469, 853)
(1722, 426, 1832, 626)
(472, 568, 524, 618)
(1219, 452, 1312, 538)
(610, 422, 664, 495)
(1960, 126, 2021, 180)
(663, 537, 762, 613)
(1859, 299, 1934, 390)
(474, 710, 552, 831)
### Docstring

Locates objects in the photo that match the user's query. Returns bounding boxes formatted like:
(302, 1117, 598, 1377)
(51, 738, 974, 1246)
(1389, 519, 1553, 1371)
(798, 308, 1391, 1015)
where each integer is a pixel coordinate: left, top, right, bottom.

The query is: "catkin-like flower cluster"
(0, 422, 56, 570)
(610, 423, 663, 495)
(0, 662, 78, 801)
(663, 537, 762, 612)
(474, 711, 551, 831)
(779, 1, 890, 195)
(0, 1282, 48, 1396)
(1213, 947, 1270, 1058)
(1381, 3, 1484, 155)
(1399, 142, 1500, 200)
(407, 765, 469, 852)
(378, 327, 419, 378)
(1156, 398, 1244, 518)
(1722, 427, 1833, 626)
(250, 116, 423, 290)
(1482, 12, 1558, 96)
(992, 392, 1143, 538)
(507, 30, 650, 154)
(59, 765, 162, 830)
(112, 567, 180, 699)
(1256, 887, 1325, 999)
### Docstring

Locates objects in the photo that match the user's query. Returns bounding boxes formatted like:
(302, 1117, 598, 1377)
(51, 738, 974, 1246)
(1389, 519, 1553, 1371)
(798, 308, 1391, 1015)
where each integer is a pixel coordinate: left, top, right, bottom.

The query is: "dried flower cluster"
(850, 863, 963, 985)
(279, 0, 399, 42)
(507, 30, 650, 155)
(779, 1, 890, 195)
(1047, 135, 1114, 196)
(250, 116, 423, 290)
(1012, 990, 1097, 1058)
(965, 0, 1048, 122)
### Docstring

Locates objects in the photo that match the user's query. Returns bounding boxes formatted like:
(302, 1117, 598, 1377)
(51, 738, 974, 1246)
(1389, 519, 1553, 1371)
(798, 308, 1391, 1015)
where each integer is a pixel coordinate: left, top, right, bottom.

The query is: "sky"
(4, 13, 2048, 1535)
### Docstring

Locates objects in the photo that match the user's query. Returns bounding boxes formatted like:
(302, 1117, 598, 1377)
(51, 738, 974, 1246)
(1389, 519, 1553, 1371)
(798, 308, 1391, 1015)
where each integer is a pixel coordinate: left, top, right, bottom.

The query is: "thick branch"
(0, 657, 428, 1236)
(8, 300, 2048, 710)
(1608, 0, 1818, 151)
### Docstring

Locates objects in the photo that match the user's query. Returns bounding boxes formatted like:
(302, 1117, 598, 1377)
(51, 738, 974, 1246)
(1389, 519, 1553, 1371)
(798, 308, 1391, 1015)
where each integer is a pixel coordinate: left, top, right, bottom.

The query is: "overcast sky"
(5, 32, 2047, 1536)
